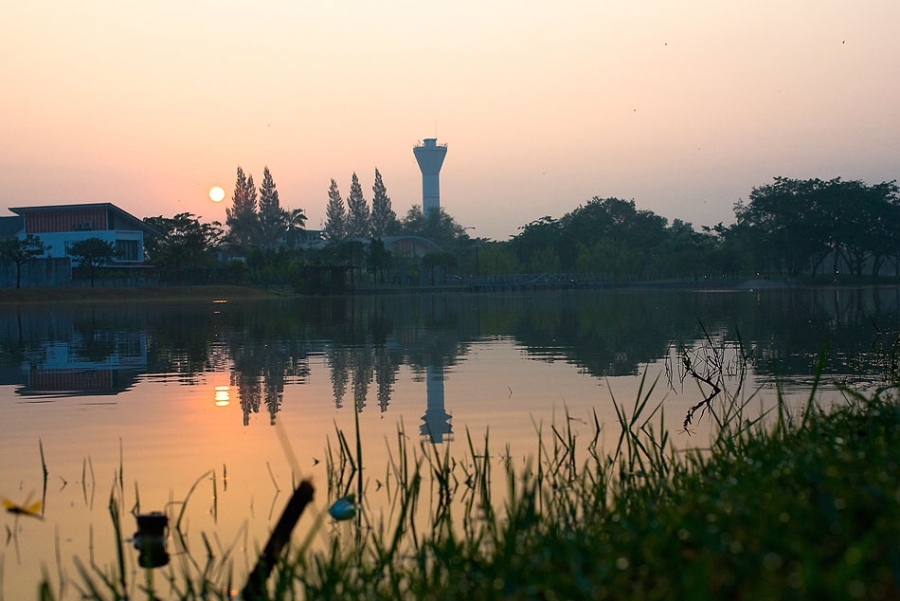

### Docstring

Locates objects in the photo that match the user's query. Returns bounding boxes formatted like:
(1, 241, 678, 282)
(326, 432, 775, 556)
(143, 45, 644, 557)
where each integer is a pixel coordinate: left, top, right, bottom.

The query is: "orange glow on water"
(214, 385, 230, 406)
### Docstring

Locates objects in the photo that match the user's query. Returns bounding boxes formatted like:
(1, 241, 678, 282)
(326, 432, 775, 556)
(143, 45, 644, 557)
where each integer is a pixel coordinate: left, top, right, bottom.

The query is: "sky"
(2, 1, 898, 241)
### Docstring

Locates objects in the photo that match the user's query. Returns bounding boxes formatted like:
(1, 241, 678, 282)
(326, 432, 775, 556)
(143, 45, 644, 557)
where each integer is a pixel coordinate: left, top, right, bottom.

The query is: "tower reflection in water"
(420, 365, 452, 443)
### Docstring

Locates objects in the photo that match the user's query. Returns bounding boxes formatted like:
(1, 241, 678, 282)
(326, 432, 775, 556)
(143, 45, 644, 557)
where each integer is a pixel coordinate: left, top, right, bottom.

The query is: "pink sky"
(2, 1, 898, 241)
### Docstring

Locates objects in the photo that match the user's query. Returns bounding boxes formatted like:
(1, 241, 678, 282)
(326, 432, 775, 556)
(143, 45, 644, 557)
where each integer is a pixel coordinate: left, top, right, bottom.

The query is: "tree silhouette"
(324, 179, 346, 242)
(285, 208, 308, 249)
(143, 213, 222, 273)
(258, 166, 285, 249)
(734, 178, 900, 277)
(67, 238, 115, 287)
(371, 168, 399, 237)
(346, 172, 371, 238)
(367, 238, 392, 285)
(0, 235, 47, 288)
(401, 205, 466, 250)
(226, 166, 259, 250)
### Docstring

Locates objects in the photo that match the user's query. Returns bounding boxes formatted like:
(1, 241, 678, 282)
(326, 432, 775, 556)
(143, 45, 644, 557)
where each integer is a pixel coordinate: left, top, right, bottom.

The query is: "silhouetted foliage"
(734, 177, 900, 277)
(422, 251, 457, 284)
(67, 237, 116, 287)
(346, 172, 371, 238)
(371, 168, 399, 237)
(144, 213, 222, 273)
(367, 238, 392, 285)
(324, 179, 347, 242)
(400, 205, 468, 251)
(226, 166, 259, 250)
(0, 235, 47, 288)
(258, 166, 285, 249)
(285, 208, 308, 249)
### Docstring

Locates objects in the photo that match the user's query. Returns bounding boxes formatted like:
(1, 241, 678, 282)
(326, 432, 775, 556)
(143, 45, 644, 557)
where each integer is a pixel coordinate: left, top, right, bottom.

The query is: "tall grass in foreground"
(49, 378, 899, 599)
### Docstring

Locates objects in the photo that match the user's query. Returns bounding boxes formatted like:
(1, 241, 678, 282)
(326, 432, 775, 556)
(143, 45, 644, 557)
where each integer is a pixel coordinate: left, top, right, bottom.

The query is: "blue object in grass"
(328, 494, 356, 521)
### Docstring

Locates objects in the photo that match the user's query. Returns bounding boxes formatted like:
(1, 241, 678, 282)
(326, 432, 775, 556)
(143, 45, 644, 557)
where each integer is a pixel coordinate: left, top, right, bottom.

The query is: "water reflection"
(1, 287, 899, 418)
(0, 320, 147, 396)
(2, 288, 900, 600)
(422, 365, 452, 442)
(214, 385, 230, 406)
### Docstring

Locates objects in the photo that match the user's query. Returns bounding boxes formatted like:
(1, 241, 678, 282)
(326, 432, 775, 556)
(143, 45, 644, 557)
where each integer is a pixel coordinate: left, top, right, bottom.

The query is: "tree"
(371, 168, 399, 237)
(366, 237, 392, 285)
(509, 216, 561, 272)
(324, 179, 347, 242)
(400, 205, 425, 235)
(0, 235, 48, 289)
(734, 178, 833, 276)
(477, 241, 521, 275)
(143, 213, 223, 274)
(732, 177, 900, 278)
(400, 205, 467, 250)
(285, 207, 308, 249)
(257, 166, 285, 249)
(345, 172, 371, 238)
(867, 182, 900, 276)
(422, 251, 457, 284)
(831, 180, 900, 277)
(557, 197, 667, 273)
(67, 238, 116, 287)
(226, 166, 259, 250)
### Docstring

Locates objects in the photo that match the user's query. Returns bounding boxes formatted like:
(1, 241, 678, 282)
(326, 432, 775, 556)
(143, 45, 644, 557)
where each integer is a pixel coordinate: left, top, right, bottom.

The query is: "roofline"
(9, 203, 163, 237)
(381, 235, 444, 253)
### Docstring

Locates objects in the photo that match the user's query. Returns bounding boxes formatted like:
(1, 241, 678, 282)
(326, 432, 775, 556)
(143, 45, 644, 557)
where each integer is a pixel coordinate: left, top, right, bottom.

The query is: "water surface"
(1, 287, 898, 598)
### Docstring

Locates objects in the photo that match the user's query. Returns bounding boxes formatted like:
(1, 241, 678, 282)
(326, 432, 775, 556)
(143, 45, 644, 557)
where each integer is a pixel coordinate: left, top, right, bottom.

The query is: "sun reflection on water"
(214, 385, 230, 406)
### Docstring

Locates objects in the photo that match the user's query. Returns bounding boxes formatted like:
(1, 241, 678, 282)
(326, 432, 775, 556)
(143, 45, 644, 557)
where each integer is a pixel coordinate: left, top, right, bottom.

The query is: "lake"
(2, 286, 898, 599)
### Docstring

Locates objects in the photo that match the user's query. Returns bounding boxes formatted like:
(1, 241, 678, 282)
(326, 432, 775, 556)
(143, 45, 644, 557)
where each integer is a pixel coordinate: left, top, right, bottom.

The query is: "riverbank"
(0, 285, 285, 305)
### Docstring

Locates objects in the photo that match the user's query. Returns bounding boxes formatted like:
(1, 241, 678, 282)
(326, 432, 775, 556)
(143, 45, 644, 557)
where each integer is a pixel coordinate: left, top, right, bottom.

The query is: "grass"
(289, 387, 898, 601)
(39, 361, 900, 600)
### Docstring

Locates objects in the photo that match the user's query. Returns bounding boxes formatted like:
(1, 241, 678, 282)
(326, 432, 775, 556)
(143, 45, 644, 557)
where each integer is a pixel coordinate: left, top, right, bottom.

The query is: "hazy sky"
(2, 1, 898, 241)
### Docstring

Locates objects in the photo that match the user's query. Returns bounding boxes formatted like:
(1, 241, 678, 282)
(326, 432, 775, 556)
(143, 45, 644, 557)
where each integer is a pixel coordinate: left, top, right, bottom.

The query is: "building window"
(116, 239, 139, 262)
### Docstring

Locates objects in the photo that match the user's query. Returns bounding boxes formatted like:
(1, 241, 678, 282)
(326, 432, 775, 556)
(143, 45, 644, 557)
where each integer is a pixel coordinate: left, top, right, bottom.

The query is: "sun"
(209, 186, 226, 202)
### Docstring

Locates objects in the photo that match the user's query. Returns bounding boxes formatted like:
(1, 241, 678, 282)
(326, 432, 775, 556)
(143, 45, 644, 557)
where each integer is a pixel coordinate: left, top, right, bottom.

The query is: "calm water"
(2, 287, 899, 598)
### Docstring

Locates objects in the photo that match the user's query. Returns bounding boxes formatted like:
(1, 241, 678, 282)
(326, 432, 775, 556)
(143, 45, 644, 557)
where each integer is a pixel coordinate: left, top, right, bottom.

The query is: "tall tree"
(324, 179, 347, 242)
(0, 235, 47, 289)
(226, 166, 259, 250)
(257, 166, 285, 248)
(736, 178, 842, 277)
(345, 172, 371, 238)
(371, 168, 399, 237)
(830, 179, 900, 277)
(67, 237, 116, 287)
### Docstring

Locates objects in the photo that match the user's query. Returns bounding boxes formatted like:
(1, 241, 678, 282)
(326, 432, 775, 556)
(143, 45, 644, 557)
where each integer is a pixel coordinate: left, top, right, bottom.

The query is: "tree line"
(5, 174, 897, 289)
(476, 177, 900, 281)
(141, 166, 470, 289)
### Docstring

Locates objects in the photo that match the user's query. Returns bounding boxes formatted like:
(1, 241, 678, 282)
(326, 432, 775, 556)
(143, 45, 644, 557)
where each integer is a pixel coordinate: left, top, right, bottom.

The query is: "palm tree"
(286, 208, 308, 249)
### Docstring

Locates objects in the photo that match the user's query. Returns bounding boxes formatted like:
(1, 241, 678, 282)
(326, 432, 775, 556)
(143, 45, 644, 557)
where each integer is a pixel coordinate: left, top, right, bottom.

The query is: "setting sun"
(209, 186, 225, 202)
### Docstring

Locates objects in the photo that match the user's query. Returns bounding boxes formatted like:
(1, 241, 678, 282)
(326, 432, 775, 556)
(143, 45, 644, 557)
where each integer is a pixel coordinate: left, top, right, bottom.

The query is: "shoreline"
(0, 285, 286, 305)
(2, 279, 897, 305)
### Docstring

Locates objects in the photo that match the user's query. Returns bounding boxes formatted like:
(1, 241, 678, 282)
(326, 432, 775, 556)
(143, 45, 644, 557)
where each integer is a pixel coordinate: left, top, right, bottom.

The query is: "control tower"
(413, 138, 447, 215)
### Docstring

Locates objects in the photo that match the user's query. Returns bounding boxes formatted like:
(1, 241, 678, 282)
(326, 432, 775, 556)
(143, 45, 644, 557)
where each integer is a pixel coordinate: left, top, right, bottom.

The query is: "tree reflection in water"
(1, 287, 900, 425)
